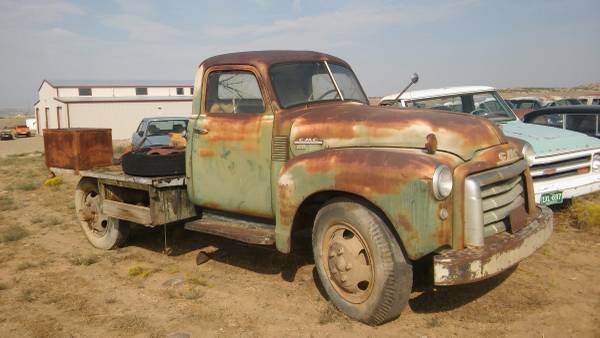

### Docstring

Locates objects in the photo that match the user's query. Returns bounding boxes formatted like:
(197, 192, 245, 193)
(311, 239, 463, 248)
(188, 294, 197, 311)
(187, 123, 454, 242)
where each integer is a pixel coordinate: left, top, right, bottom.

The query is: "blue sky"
(0, 0, 599, 109)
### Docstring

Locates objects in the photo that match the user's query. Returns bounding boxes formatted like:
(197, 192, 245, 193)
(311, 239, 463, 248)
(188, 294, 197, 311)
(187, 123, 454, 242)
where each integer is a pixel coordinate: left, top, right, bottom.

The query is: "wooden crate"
(44, 128, 113, 172)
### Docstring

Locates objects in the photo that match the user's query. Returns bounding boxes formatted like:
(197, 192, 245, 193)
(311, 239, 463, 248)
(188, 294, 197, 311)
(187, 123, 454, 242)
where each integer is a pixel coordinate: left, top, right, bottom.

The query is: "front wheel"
(75, 178, 129, 250)
(312, 198, 412, 325)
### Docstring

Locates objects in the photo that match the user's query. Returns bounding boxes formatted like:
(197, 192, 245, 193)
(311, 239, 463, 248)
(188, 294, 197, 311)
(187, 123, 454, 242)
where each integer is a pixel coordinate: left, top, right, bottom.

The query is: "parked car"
(379, 86, 600, 205)
(0, 128, 15, 140)
(523, 105, 600, 138)
(578, 96, 600, 106)
(545, 98, 583, 107)
(507, 97, 544, 109)
(15, 125, 31, 137)
(131, 117, 189, 149)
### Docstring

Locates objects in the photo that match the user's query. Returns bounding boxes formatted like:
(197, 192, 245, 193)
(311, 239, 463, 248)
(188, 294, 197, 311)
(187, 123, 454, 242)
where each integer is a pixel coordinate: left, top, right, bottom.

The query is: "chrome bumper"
(433, 205, 553, 286)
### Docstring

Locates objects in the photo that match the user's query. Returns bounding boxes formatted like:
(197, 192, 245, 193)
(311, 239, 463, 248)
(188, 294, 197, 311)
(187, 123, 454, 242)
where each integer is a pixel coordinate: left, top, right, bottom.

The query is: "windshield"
(269, 61, 368, 108)
(407, 91, 516, 122)
(146, 120, 188, 136)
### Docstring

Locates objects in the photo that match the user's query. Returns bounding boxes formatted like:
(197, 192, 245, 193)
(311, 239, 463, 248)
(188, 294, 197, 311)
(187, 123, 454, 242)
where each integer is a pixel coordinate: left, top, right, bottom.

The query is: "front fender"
(275, 147, 458, 259)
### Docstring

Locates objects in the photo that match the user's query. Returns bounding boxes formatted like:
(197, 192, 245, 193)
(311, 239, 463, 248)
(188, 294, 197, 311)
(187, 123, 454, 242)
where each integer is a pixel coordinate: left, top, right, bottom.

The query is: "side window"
(205, 71, 265, 114)
(411, 96, 462, 112)
(136, 121, 145, 134)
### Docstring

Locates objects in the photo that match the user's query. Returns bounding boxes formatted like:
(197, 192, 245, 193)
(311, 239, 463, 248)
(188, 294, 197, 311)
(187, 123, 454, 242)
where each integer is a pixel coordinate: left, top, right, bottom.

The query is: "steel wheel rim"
(80, 190, 109, 237)
(321, 222, 374, 304)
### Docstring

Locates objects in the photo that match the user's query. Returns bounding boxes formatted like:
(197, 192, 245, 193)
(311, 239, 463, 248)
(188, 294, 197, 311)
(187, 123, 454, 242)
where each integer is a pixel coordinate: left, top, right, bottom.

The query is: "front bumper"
(533, 172, 600, 202)
(433, 205, 553, 286)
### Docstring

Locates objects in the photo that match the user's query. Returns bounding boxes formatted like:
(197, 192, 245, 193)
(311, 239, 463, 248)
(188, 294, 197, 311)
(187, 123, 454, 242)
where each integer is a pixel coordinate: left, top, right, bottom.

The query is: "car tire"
(312, 198, 412, 326)
(75, 178, 130, 250)
(121, 146, 185, 177)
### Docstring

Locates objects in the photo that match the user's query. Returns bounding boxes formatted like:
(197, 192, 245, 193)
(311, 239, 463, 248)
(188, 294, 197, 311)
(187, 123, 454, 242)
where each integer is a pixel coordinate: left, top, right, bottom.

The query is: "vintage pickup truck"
(53, 51, 552, 325)
(380, 86, 600, 206)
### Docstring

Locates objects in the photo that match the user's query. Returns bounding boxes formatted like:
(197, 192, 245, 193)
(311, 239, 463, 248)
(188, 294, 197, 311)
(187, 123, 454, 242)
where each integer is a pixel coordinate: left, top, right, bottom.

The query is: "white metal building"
(34, 80, 193, 139)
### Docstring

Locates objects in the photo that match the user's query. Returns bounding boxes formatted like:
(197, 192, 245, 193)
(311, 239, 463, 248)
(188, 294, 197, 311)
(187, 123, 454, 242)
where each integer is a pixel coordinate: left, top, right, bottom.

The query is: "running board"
(184, 212, 275, 245)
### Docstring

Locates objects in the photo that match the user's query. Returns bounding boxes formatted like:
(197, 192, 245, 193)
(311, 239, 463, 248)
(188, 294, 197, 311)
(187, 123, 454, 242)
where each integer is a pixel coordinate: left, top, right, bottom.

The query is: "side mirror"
(137, 131, 144, 137)
(410, 73, 419, 84)
(391, 72, 420, 105)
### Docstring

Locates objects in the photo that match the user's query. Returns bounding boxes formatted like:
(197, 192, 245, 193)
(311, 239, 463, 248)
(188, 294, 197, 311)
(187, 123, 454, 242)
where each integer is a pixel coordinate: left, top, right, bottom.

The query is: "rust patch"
(199, 149, 215, 158)
(286, 102, 506, 161)
(203, 114, 263, 143)
(44, 128, 113, 172)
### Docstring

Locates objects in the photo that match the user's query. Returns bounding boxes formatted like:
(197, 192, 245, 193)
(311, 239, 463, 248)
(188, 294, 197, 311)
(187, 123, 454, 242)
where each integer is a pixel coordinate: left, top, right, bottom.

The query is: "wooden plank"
(103, 200, 152, 225)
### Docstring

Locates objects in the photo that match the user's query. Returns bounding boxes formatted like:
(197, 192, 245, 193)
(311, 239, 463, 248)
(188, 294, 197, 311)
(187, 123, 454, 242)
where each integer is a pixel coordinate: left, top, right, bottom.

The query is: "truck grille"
(464, 160, 527, 247)
(481, 175, 525, 237)
(530, 154, 591, 182)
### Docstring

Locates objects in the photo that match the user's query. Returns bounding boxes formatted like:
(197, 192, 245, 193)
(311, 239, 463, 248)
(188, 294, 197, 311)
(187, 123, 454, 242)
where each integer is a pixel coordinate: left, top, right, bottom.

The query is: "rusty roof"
(200, 50, 350, 69)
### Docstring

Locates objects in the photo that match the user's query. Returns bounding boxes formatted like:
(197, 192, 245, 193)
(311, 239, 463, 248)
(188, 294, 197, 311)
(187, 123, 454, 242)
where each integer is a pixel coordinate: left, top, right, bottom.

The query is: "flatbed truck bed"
(51, 166, 197, 227)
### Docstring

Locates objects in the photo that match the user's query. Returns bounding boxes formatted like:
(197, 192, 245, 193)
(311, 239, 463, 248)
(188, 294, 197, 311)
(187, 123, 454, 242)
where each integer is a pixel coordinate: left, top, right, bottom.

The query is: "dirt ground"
(0, 136, 44, 157)
(0, 152, 599, 338)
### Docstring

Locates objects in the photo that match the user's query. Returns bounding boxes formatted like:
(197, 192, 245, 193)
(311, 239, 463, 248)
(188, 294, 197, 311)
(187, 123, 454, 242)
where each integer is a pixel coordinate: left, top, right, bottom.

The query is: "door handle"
(194, 128, 209, 135)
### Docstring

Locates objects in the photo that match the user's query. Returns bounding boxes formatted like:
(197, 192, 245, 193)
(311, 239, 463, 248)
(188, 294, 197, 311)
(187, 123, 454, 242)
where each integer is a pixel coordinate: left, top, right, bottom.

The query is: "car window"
(408, 96, 462, 112)
(530, 113, 563, 128)
(205, 71, 265, 114)
(136, 121, 145, 134)
(593, 99, 600, 105)
(146, 120, 188, 136)
(328, 63, 368, 103)
(565, 114, 595, 135)
(409, 92, 514, 121)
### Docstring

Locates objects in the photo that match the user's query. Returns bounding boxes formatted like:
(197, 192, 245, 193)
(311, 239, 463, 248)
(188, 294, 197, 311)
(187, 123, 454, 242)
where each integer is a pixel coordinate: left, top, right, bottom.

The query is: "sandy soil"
(0, 136, 44, 157)
(0, 154, 599, 338)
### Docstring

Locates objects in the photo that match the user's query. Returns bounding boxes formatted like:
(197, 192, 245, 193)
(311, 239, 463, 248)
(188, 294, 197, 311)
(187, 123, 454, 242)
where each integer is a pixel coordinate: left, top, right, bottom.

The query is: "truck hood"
(289, 103, 505, 161)
(500, 120, 600, 156)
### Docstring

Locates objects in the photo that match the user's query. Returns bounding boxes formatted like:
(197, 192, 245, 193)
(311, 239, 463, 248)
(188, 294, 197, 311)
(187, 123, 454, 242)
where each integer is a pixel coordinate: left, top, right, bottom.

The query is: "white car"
(379, 86, 600, 205)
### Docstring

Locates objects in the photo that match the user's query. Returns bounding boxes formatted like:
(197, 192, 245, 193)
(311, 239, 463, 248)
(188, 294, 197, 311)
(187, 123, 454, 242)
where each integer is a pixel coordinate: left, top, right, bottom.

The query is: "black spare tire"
(121, 146, 185, 177)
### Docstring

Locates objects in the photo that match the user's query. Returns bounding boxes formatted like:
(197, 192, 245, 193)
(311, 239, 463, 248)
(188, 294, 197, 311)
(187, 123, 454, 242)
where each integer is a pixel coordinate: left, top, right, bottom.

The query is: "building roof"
(54, 96, 192, 104)
(200, 50, 349, 69)
(41, 79, 193, 90)
(380, 86, 496, 103)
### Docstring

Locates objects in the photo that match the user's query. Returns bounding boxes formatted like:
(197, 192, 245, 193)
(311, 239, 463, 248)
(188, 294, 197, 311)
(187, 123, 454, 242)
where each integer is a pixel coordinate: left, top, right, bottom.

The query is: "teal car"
(379, 86, 600, 205)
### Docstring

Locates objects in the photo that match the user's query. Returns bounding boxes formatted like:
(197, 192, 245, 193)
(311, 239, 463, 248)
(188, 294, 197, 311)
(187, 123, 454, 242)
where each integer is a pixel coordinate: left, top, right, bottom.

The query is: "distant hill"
(0, 108, 31, 118)
(499, 84, 600, 100)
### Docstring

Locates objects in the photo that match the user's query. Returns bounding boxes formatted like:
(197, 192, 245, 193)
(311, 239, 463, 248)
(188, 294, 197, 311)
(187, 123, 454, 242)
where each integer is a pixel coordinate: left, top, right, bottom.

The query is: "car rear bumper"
(433, 205, 553, 286)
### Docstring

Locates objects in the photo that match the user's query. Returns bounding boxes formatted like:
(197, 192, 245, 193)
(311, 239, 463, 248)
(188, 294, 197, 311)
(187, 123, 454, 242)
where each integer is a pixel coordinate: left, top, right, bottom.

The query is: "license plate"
(540, 191, 563, 205)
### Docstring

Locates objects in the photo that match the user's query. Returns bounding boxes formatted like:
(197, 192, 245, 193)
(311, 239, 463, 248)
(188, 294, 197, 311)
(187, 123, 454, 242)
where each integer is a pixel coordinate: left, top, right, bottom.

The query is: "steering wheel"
(316, 89, 340, 101)
(470, 109, 489, 117)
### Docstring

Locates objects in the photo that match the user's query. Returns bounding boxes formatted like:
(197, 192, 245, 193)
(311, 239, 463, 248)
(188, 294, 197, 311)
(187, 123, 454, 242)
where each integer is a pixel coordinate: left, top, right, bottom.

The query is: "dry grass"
(554, 193, 600, 234)
(0, 194, 16, 211)
(318, 303, 347, 325)
(0, 225, 28, 243)
(44, 216, 63, 227)
(128, 265, 159, 278)
(69, 254, 100, 266)
(16, 261, 37, 271)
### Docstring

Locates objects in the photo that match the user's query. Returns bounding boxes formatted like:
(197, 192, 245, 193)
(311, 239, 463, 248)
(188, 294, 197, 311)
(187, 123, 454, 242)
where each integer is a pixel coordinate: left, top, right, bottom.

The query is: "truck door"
(189, 67, 274, 218)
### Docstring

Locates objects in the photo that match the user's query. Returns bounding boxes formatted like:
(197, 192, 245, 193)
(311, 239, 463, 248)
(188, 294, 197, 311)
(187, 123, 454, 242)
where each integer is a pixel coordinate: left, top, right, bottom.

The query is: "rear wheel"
(312, 198, 412, 325)
(75, 178, 129, 250)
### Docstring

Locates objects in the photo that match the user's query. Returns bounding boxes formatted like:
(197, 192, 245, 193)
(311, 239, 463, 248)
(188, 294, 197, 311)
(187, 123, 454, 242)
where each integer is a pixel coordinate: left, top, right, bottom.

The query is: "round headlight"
(522, 142, 536, 166)
(592, 154, 600, 173)
(432, 165, 453, 200)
